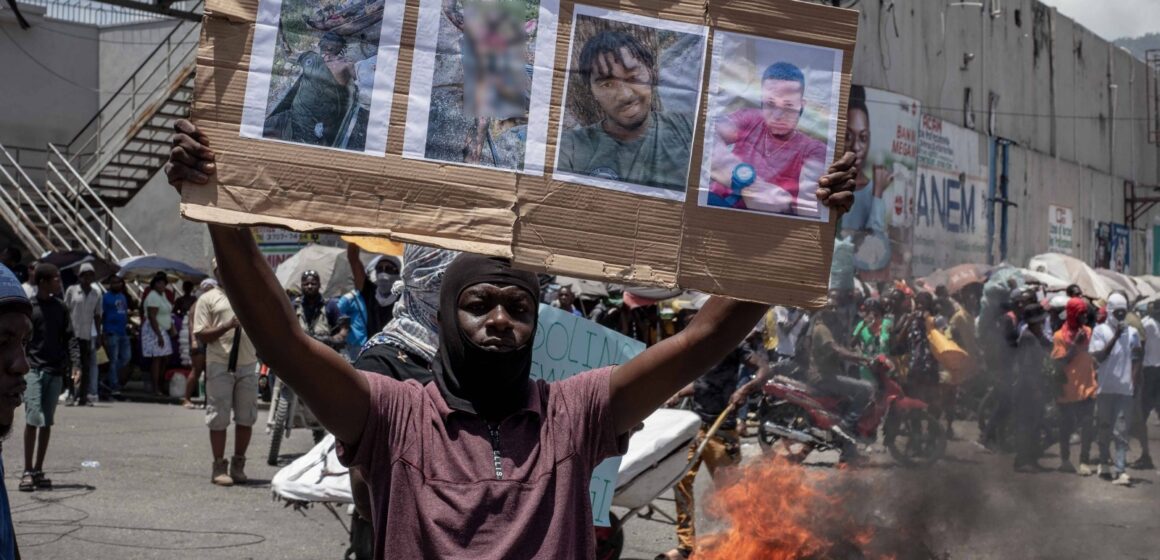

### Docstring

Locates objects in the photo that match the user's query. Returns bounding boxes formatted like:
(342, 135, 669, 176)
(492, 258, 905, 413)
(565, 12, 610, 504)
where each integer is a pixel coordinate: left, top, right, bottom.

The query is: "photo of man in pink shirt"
(699, 31, 843, 221)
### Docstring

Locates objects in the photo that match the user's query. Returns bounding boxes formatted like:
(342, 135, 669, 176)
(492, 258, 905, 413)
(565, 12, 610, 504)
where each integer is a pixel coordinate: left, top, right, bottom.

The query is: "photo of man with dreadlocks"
(241, 0, 400, 153)
(553, 7, 707, 200)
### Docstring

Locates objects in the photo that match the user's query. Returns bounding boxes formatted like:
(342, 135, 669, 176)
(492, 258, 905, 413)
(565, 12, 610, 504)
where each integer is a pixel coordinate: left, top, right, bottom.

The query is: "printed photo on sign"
(403, 0, 558, 173)
(697, 31, 842, 221)
(239, 0, 405, 155)
(552, 6, 708, 201)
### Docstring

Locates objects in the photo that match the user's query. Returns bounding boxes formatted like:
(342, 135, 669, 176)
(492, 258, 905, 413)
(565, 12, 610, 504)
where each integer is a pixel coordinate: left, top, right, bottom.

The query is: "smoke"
(827, 466, 987, 559)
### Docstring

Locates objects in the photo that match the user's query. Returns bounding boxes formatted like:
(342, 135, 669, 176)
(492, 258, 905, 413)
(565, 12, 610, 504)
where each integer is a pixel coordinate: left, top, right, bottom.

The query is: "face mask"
(376, 273, 399, 295)
(1107, 312, 1123, 328)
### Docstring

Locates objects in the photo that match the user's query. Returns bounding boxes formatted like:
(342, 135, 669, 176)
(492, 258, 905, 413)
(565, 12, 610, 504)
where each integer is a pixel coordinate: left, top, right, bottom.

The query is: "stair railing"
(47, 145, 148, 263)
(0, 142, 70, 252)
(65, 0, 204, 180)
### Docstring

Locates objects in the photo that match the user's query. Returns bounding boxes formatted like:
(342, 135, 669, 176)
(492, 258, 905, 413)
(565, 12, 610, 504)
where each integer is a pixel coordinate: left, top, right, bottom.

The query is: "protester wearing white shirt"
(1089, 293, 1142, 485)
(773, 306, 808, 360)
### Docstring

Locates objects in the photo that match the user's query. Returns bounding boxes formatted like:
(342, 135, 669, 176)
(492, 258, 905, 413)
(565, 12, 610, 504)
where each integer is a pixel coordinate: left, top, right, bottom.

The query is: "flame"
(694, 457, 894, 560)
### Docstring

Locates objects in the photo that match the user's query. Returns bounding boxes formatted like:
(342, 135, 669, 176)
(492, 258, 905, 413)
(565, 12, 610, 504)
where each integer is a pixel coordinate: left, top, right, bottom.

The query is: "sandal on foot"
(18, 472, 35, 492)
(655, 548, 691, 560)
(32, 470, 52, 489)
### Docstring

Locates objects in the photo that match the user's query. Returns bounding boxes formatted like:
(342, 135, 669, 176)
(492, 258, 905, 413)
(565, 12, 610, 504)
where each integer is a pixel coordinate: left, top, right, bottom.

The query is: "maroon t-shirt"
(338, 367, 628, 559)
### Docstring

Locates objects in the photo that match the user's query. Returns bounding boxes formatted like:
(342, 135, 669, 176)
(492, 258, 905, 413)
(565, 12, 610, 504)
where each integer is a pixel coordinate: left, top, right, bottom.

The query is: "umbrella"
(118, 255, 207, 283)
(1136, 275, 1160, 293)
(1027, 253, 1112, 300)
(1130, 276, 1157, 299)
(40, 251, 119, 280)
(275, 244, 374, 299)
(919, 263, 992, 294)
(1096, 269, 1143, 302)
(554, 276, 610, 300)
(1017, 268, 1069, 292)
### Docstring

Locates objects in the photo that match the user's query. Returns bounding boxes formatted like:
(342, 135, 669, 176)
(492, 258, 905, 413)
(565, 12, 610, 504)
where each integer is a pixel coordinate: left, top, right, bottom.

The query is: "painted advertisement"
(1048, 205, 1074, 255)
(911, 115, 989, 277)
(531, 304, 645, 527)
(1094, 222, 1130, 273)
(840, 86, 920, 282)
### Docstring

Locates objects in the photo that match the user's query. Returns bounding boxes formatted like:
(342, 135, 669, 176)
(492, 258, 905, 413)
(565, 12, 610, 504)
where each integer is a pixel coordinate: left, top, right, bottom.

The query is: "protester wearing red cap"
(1052, 297, 1098, 476)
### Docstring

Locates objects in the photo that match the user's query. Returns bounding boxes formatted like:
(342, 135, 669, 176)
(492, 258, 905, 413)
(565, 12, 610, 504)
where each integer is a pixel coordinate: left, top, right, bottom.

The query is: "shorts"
(24, 369, 63, 428)
(205, 361, 259, 431)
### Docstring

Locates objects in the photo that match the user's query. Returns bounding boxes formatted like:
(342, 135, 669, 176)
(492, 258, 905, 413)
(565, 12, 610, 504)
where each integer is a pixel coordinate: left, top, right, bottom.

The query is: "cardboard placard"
(183, 0, 858, 306)
(183, 0, 519, 257)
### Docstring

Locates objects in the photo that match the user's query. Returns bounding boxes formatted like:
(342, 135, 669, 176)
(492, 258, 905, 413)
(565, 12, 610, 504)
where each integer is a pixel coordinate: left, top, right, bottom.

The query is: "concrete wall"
(0, 4, 99, 154)
(851, 0, 1160, 273)
(852, 0, 1158, 185)
(97, 19, 182, 108)
(113, 172, 212, 271)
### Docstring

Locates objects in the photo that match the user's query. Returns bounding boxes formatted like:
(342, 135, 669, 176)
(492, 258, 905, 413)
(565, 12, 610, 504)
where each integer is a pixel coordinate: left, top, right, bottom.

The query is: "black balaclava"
(432, 254, 540, 420)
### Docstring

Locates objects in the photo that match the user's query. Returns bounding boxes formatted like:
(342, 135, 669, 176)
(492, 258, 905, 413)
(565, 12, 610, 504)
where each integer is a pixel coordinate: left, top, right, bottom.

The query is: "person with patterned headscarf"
(346, 244, 457, 560)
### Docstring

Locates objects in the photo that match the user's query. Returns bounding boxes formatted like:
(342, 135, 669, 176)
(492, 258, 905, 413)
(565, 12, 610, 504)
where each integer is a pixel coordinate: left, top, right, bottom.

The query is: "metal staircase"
(0, 1, 201, 263)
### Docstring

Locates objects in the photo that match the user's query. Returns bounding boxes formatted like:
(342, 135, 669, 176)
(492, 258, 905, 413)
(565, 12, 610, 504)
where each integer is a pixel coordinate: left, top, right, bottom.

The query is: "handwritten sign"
(531, 304, 645, 527)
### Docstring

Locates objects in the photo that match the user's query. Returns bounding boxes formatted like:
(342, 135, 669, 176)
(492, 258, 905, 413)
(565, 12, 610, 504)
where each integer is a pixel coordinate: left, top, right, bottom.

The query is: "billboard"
(911, 115, 989, 277)
(840, 86, 919, 282)
(1094, 222, 1130, 273)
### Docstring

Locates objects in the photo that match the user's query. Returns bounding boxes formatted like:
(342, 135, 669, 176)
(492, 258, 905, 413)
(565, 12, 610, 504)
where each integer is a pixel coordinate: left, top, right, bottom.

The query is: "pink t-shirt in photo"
(711, 108, 827, 212)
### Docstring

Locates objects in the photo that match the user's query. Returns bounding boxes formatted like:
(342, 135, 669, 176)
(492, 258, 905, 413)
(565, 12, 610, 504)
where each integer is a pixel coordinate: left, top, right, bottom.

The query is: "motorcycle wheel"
(268, 394, 290, 466)
(887, 409, 947, 467)
(757, 400, 815, 463)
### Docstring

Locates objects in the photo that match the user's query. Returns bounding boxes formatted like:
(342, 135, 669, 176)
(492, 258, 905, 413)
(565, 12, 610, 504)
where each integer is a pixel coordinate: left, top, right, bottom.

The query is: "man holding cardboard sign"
(167, 118, 857, 559)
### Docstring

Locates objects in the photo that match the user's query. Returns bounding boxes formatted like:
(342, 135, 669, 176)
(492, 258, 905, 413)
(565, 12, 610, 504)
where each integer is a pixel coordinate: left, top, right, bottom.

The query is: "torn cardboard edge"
(181, 202, 513, 257)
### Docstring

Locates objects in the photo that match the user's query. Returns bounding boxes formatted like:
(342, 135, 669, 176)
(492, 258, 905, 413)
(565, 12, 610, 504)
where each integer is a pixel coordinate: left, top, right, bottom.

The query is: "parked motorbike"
(757, 355, 947, 466)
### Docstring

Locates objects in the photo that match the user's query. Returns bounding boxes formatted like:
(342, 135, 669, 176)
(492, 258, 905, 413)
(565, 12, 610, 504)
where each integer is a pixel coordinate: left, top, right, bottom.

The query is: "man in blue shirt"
(0, 264, 34, 559)
(101, 276, 132, 397)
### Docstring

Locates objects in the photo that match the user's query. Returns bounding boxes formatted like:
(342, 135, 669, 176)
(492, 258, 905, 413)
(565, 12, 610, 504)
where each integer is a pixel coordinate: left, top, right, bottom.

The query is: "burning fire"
(694, 458, 892, 560)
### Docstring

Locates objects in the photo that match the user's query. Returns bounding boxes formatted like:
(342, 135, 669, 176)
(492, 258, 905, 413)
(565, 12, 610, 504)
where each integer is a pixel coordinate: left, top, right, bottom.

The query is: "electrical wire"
(0, 25, 124, 93)
(31, 22, 199, 46)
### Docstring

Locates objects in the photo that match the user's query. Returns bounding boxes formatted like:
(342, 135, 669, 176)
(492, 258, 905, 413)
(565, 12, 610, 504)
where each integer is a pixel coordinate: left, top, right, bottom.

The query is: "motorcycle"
(757, 355, 947, 467)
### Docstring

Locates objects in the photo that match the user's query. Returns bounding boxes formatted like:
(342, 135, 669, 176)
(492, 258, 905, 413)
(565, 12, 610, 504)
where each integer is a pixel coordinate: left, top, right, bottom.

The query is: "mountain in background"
(1115, 33, 1160, 61)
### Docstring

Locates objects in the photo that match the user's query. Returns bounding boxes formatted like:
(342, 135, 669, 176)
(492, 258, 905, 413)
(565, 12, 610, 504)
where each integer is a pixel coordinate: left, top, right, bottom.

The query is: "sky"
(1037, 0, 1160, 41)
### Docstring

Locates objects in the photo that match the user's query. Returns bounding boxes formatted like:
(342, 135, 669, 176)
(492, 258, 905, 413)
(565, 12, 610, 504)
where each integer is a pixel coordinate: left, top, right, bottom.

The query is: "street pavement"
(4, 400, 1160, 559)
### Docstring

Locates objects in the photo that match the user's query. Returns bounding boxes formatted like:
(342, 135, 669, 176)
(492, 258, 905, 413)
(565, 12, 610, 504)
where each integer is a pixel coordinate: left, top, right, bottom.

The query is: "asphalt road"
(4, 401, 1160, 560)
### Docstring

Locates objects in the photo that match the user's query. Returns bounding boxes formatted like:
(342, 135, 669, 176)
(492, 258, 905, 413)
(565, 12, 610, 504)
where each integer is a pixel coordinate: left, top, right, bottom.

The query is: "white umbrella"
(1027, 253, 1112, 300)
(1017, 268, 1069, 292)
(1136, 275, 1160, 293)
(1096, 269, 1142, 302)
(275, 245, 375, 299)
(1130, 276, 1157, 299)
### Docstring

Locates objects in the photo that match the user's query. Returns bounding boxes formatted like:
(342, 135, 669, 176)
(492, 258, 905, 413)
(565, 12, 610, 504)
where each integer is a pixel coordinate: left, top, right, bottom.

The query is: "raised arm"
(610, 152, 857, 434)
(168, 119, 370, 445)
(208, 226, 370, 444)
(347, 243, 367, 294)
(610, 298, 767, 434)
